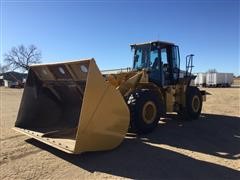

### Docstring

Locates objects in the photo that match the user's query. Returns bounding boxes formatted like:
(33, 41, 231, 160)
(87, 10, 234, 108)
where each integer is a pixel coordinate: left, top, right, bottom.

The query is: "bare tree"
(0, 63, 9, 73)
(4, 45, 41, 71)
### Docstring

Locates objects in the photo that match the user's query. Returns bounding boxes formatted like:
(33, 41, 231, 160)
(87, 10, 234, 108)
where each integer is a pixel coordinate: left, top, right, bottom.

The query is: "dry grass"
(0, 87, 239, 179)
(233, 78, 240, 86)
(202, 88, 240, 116)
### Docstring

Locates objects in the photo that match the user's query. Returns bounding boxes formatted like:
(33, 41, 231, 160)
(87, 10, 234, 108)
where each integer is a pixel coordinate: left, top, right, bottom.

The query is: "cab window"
(161, 48, 168, 64)
(150, 50, 159, 70)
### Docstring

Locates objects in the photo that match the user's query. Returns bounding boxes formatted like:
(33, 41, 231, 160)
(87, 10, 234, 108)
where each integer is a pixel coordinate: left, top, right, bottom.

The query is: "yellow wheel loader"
(14, 41, 206, 154)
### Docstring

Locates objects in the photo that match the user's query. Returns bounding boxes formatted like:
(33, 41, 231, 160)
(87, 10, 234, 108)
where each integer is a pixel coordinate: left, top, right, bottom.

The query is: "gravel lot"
(0, 87, 239, 179)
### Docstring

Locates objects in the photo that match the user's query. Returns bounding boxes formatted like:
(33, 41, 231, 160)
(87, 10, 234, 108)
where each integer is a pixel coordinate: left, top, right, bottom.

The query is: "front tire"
(126, 90, 163, 134)
(178, 87, 202, 120)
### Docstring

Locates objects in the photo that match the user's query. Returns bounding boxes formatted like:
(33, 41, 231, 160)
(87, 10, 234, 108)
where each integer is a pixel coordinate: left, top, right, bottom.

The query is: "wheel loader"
(14, 41, 206, 154)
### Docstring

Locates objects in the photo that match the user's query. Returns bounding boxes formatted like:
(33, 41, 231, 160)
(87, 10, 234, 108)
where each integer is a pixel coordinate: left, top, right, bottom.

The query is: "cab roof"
(130, 40, 175, 48)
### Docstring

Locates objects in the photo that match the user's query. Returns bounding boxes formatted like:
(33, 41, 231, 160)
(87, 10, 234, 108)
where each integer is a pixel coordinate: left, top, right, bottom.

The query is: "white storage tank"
(194, 73, 206, 87)
(206, 72, 233, 87)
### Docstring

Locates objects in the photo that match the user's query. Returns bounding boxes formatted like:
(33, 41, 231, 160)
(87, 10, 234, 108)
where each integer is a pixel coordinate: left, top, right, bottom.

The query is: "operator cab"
(131, 41, 180, 86)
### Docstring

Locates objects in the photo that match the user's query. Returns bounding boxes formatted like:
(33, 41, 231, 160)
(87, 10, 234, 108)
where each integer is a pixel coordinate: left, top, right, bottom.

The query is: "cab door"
(171, 46, 180, 84)
(160, 45, 180, 85)
(149, 49, 162, 86)
(160, 47, 170, 85)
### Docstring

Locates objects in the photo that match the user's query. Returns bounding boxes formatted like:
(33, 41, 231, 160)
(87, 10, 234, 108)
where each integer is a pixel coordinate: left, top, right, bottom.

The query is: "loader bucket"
(14, 59, 130, 154)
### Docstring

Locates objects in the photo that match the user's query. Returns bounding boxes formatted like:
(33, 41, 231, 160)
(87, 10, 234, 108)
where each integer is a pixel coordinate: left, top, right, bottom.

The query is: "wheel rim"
(142, 101, 157, 124)
(192, 95, 200, 113)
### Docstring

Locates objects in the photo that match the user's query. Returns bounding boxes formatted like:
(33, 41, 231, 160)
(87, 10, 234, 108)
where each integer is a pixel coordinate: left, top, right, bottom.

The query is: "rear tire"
(178, 87, 202, 121)
(126, 90, 163, 134)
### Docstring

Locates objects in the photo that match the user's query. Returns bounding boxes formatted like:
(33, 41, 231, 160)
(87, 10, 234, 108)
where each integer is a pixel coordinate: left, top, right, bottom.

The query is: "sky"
(0, 0, 239, 75)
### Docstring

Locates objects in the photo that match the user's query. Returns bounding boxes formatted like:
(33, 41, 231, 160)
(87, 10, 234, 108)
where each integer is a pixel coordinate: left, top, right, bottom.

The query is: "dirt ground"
(0, 87, 239, 179)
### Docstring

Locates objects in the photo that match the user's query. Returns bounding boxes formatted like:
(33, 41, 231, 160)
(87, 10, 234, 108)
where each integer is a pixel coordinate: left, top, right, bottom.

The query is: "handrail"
(101, 67, 132, 74)
(185, 54, 194, 77)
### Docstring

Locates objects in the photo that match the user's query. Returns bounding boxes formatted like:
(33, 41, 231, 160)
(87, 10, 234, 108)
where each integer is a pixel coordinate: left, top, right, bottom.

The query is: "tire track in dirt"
(0, 134, 25, 142)
(10, 149, 42, 161)
(0, 148, 42, 166)
(0, 139, 42, 166)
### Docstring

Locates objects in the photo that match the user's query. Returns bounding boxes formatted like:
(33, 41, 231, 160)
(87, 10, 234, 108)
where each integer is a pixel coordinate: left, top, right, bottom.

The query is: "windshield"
(133, 47, 161, 70)
(133, 49, 148, 69)
(133, 48, 151, 70)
